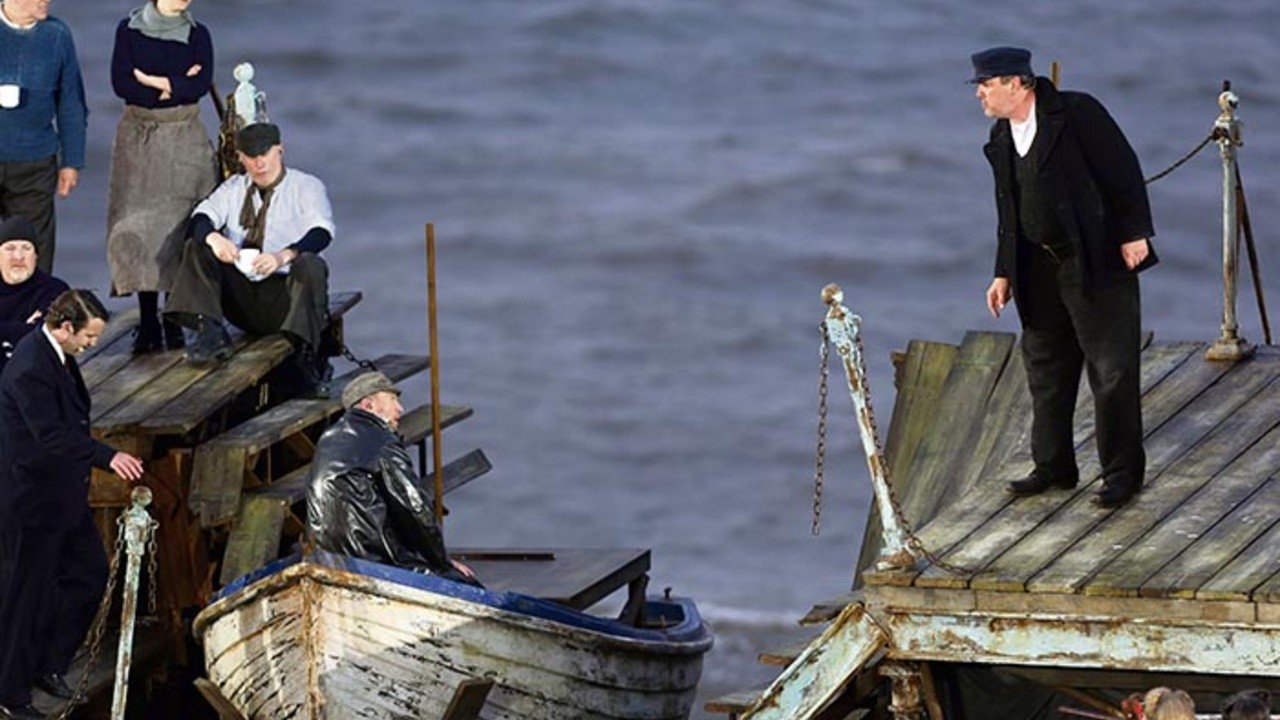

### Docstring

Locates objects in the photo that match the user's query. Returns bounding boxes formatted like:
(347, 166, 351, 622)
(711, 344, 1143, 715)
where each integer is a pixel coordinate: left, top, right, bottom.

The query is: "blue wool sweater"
(0, 15, 88, 168)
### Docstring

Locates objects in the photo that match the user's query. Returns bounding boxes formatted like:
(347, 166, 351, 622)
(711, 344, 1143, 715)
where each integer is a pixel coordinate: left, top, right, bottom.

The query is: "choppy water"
(48, 0, 1280, 714)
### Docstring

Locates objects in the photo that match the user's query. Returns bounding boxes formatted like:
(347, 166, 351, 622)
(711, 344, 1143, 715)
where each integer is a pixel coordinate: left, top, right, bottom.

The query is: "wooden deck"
(862, 334, 1280, 618)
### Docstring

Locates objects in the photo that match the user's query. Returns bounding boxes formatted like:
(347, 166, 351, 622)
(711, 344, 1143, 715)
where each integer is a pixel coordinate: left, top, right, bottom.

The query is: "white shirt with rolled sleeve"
(193, 168, 336, 264)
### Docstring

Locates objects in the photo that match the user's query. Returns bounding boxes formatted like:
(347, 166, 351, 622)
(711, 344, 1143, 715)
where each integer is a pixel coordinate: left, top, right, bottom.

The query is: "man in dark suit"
(971, 47, 1157, 508)
(0, 289, 144, 719)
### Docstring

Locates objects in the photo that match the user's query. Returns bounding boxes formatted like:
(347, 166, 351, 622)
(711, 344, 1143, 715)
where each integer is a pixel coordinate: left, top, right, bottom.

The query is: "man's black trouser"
(0, 508, 107, 706)
(0, 156, 58, 274)
(1016, 243, 1145, 492)
(164, 237, 329, 351)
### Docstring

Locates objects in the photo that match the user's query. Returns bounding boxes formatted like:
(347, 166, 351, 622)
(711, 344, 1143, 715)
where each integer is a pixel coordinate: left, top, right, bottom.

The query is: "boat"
(193, 549, 713, 720)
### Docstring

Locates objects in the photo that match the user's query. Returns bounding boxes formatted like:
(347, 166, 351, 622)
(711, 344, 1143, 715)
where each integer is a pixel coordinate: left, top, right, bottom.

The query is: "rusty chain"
(811, 327, 830, 535)
(146, 515, 160, 616)
(52, 520, 126, 719)
(812, 320, 972, 575)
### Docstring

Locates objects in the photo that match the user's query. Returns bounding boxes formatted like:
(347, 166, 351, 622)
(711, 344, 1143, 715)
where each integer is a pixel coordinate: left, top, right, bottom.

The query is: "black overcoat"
(985, 77, 1157, 296)
(0, 328, 115, 529)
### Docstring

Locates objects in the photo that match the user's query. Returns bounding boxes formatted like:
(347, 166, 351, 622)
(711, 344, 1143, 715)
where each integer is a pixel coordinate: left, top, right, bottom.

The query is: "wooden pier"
(709, 332, 1280, 719)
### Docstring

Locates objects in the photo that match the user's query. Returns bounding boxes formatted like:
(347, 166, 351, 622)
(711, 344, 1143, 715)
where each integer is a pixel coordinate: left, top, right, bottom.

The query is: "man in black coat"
(0, 289, 144, 719)
(972, 47, 1157, 508)
(305, 371, 478, 586)
(0, 217, 70, 375)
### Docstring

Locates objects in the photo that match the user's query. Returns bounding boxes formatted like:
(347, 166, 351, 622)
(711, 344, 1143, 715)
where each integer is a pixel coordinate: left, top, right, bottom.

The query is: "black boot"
(132, 293, 163, 355)
(162, 317, 186, 350)
(185, 317, 233, 366)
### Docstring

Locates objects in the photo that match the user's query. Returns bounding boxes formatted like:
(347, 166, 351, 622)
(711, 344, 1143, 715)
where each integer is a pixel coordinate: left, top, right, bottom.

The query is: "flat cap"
(969, 46, 1033, 83)
(236, 122, 281, 157)
(342, 371, 401, 409)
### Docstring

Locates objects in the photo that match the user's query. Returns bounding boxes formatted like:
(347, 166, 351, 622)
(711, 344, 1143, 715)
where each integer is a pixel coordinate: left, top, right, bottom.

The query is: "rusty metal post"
(111, 487, 156, 720)
(1206, 83, 1254, 361)
(821, 284, 914, 571)
(880, 661, 926, 720)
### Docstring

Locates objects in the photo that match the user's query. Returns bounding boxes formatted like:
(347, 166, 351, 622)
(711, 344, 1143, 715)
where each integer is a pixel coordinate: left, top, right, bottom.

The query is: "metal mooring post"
(1206, 82, 1254, 361)
(821, 284, 915, 571)
(112, 487, 157, 720)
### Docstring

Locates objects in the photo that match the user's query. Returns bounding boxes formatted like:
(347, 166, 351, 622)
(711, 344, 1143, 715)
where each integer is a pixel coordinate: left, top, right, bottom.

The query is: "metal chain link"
(146, 516, 160, 616)
(340, 342, 378, 372)
(52, 520, 127, 720)
(811, 326, 830, 536)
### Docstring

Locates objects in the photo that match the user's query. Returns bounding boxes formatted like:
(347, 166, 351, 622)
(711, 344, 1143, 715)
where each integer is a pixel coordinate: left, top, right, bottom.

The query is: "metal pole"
(111, 487, 155, 720)
(821, 284, 914, 571)
(1206, 82, 1254, 361)
(426, 224, 445, 527)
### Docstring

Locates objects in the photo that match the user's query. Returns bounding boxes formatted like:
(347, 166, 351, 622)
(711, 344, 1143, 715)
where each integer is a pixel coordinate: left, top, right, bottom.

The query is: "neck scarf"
(127, 3, 194, 44)
(239, 168, 287, 251)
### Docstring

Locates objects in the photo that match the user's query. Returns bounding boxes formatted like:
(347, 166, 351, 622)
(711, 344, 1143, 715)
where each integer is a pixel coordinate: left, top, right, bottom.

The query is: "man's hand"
(252, 250, 286, 276)
(986, 277, 1012, 319)
(24, 309, 41, 324)
(1121, 238, 1150, 270)
(451, 559, 477, 580)
(205, 232, 239, 264)
(185, 63, 202, 78)
(110, 452, 145, 482)
(56, 168, 78, 198)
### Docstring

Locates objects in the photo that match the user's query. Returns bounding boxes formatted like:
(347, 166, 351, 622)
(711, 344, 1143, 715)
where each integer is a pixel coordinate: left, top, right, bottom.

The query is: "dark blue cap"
(969, 47, 1033, 83)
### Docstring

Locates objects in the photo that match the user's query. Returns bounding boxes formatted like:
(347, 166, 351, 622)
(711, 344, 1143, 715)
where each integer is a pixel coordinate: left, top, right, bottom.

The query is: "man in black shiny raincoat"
(305, 371, 478, 585)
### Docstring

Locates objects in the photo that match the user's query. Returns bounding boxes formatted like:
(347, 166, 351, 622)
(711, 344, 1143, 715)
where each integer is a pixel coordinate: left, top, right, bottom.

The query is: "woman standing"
(108, 0, 217, 353)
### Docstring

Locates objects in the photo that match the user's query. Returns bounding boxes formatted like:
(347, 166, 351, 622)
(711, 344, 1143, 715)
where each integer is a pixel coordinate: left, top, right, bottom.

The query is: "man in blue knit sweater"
(0, 0, 88, 275)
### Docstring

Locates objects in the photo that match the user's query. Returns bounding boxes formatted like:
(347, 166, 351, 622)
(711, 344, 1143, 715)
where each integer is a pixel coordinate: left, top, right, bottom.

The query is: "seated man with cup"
(0, 216, 69, 374)
(164, 122, 334, 396)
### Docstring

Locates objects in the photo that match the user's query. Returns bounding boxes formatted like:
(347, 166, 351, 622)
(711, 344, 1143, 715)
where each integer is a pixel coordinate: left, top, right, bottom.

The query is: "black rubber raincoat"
(305, 407, 471, 583)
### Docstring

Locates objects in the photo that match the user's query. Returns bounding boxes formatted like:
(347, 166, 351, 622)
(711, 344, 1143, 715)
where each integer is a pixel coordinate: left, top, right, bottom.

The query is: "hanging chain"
(812, 325, 831, 535)
(339, 342, 378, 372)
(52, 521, 126, 720)
(146, 516, 160, 616)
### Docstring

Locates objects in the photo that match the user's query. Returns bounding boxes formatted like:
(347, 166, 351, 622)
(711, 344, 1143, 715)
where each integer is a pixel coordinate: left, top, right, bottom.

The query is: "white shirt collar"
(41, 323, 67, 366)
(0, 4, 39, 30)
(1010, 99, 1037, 158)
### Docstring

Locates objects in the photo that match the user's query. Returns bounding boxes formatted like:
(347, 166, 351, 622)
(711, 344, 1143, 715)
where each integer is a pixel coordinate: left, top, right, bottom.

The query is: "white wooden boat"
(193, 550, 713, 719)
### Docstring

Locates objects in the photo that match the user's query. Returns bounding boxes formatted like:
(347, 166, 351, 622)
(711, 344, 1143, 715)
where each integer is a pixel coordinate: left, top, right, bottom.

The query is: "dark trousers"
(164, 238, 329, 350)
(0, 156, 58, 274)
(0, 509, 107, 706)
(1016, 245, 1145, 491)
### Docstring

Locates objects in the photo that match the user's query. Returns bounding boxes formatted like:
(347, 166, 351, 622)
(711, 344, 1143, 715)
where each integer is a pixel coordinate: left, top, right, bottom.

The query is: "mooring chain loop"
(52, 521, 127, 720)
(812, 324, 831, 535)
(1144, 128, 1219, 185)
(340, 342, 378, 372)
(850, 329, 973, 576)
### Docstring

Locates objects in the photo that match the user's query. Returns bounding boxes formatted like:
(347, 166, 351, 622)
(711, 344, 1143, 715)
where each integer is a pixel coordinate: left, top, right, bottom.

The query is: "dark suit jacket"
(985, 77, 1157, 296)
(0, 328, 115, 528)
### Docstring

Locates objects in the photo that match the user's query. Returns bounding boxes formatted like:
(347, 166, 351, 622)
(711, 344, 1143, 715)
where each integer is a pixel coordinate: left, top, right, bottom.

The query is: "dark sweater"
(0, 16, 87, 167)
(110, 19, 213, 108)
(0, 269, 70, 369)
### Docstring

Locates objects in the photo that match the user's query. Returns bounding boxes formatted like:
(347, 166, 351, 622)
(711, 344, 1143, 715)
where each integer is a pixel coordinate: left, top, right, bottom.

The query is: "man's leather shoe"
(1006, 473, 1077, 496)
(35, 673, 79, 702)
(1091, 484, 1138, 508)
(184, 320, 233, 366)
(0, 701, 44, 719)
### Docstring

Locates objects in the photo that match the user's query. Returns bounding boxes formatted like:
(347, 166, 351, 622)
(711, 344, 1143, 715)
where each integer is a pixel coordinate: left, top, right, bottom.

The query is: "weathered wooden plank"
(856, 340, 958, 583)
(88, 349, 189, 423)
(949, 344, 1029, 501)
(219, 490, 293, 585)
(800, 590, 864, 626)
(441, 678, 493, 720)
(977, 357, 1280, 594)
(188, 355, 434, 526)
(896, 332, 1015, 528)
(451, 547, 650, 611)
(1144, 478, 1280, 601)
(1116, 468, 1274, 597)
(912, 342, 1231, 590)
(92, 340, 246, 432)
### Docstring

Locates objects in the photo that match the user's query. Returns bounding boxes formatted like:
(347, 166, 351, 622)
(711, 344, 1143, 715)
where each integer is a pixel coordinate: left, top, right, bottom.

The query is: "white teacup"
(235, 248, 264, 280)
(0, 85, 19, 109)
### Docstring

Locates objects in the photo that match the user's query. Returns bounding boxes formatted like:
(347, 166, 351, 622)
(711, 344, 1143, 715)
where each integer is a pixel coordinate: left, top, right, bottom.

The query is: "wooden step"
(703, 685, 767, 717)
(187, 353, 436, 527)
(800, 590, 862, 626)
